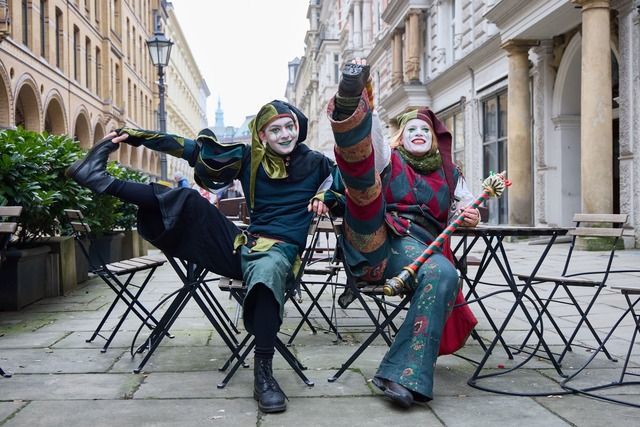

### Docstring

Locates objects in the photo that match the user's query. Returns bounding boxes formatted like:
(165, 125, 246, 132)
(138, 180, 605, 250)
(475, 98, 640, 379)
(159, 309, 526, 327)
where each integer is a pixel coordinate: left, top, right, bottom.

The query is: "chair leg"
(217, 336, 255, 389)
(0, 366, 12, 378)
(560, 291, 640, 408)
(286, 280, 342, 345)
(514, 284, 570, 360)
(328, 292, 409, 382)
(557, 285, 616, 364)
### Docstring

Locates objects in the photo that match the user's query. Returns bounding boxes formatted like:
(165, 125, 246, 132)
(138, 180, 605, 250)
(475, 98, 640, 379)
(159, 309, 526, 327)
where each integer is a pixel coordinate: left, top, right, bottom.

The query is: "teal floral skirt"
(374, 232, 460, 401)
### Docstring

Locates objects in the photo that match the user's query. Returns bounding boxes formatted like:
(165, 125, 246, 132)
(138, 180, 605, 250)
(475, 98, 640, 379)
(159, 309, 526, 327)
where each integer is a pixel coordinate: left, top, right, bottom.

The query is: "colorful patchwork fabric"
(328, 96, 388, 278)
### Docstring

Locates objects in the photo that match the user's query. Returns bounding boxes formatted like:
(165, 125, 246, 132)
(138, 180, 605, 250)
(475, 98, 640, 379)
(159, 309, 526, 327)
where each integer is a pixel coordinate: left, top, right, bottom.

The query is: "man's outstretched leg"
(66, 138, 160, 210)
(66, 138, 119, 195)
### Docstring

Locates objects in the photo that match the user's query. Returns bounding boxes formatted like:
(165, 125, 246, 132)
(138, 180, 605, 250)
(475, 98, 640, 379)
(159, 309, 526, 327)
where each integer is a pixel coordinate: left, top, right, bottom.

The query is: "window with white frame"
(443, 110, 465, 173)
(482, 91, 508, 224)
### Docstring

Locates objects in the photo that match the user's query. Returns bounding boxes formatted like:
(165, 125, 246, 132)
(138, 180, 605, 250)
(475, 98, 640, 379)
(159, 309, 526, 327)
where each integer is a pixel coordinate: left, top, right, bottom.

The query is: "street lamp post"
(146, 15, 173, 181)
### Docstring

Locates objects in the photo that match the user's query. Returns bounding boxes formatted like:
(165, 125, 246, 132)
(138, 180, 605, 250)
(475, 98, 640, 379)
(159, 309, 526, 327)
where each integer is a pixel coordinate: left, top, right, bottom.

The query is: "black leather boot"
(253, 356, 287, 413)
(371, 377, 414, 409)
(338, 63, 371, 98)
(65, 138, 119, 195)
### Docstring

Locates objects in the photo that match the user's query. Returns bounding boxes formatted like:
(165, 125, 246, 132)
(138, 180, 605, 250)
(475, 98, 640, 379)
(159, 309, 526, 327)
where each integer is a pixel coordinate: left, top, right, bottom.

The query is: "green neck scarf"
(398, 146, 442, 174)
(252, 143, 288, 179)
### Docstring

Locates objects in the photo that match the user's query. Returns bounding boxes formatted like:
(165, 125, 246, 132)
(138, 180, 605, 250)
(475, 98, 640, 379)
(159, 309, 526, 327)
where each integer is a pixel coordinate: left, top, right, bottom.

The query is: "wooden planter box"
(120, 229, 141, 259)
(0, 245, 54, 311)
(75, 238, 91, 283)
(88, 232, 124, 265)
(36, 236, 77, 296)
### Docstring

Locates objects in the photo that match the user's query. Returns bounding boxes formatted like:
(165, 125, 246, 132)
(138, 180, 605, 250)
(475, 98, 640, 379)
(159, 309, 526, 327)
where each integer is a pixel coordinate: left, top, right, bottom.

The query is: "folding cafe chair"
(561, 281, 640, 408)
(1, 205, 23, 378)
(215, 215, 335, 389)
(216, 276, 315, 389)
(64, 209, 167, 353)
(514, 213, 628, 366)
(326, 216, 412, 383)
(285, 215, 345, 345)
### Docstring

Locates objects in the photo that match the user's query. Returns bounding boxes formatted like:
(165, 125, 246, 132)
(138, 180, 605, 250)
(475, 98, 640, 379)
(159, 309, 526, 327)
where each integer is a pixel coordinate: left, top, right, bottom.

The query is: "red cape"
(438, 240, 478, 355)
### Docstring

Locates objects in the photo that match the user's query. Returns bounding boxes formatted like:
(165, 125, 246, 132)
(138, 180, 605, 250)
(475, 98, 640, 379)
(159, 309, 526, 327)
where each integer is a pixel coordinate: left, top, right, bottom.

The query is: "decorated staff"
(383, 171, 511, 296)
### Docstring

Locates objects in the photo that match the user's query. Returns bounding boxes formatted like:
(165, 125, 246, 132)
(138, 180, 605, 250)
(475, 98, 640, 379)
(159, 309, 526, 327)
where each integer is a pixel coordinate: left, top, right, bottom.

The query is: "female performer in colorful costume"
(66, 100, 344, 414)
(327, 59, 478, 408)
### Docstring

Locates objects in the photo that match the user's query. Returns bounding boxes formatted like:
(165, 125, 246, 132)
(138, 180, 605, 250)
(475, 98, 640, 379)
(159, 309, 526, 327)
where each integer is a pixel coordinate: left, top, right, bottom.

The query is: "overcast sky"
(169, 1, 310, 129)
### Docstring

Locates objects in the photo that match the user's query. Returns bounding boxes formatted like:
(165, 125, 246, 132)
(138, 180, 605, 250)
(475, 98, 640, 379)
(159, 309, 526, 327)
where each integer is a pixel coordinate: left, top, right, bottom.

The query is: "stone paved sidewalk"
(1, 238, 640, 426)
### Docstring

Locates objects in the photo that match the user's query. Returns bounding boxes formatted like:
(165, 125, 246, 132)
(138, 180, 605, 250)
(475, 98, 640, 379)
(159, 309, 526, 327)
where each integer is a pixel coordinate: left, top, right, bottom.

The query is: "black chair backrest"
(0, 206, 23, 265)
(217, 197, 248, 224)
(63, 209, 105, 271)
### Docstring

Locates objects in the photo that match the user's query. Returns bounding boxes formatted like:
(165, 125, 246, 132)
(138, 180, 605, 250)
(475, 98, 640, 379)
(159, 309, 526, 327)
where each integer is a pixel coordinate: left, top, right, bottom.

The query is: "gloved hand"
(338, 63, 371, 98)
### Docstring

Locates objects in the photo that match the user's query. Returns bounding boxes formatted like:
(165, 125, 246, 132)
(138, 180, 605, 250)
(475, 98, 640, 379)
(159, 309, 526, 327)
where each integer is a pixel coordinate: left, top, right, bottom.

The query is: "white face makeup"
(402, 118, 433, 157)
(259, 116, 299, 156)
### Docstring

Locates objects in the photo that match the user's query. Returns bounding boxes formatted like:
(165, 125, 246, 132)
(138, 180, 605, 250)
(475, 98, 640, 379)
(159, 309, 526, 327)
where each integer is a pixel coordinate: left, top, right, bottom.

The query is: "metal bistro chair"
(215, 215, 334, 389)
(64, 209, 168, 353)
(327, 216, 412, 383)
(561, 283, 640, 408)
(0, 205, 23, 378)
(285, 215, 345, 345)
(514, 213, 628, 366)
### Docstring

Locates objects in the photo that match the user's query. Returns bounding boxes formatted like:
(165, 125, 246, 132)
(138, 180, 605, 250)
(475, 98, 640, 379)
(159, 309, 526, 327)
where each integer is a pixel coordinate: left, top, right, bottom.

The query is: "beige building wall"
(0, 0, 207, 182)
(291, 0, 640, 247)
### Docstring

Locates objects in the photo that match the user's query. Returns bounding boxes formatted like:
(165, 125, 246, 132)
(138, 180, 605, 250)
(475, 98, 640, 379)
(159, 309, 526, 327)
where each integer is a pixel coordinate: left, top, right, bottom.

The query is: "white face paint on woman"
(402, 118, 433, 157)
(259, 116, 299, 156)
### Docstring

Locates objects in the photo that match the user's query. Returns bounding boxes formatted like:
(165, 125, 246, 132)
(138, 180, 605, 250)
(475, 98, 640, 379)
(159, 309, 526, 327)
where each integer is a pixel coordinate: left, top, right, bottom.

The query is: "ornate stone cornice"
(381, 0, 429, 28)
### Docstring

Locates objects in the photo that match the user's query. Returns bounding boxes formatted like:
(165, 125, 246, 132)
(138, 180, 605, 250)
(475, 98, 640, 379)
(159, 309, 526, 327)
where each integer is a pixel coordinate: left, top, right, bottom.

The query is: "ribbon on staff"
(383, 171, 511, 296)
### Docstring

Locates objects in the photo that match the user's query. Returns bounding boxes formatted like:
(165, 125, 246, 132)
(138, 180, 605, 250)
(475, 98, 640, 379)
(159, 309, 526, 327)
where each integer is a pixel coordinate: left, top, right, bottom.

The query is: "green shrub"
(0, 128, 91, 247)
(1, 128, 150, 242)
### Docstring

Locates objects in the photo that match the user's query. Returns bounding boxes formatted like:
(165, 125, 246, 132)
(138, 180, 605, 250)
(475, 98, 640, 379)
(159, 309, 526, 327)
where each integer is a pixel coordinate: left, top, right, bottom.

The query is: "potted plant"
(0, 128, 90, 309)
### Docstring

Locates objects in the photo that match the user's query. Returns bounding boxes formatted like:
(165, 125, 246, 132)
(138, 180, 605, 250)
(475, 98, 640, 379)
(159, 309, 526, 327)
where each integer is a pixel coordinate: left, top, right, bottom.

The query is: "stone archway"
(73, 111, 91, 149)
(116, 142, 129, 167)
(93, 121, 105, 143)
(552, 31, 621, 224)
(129, 145, 140, 169)
(14, 82, 41, 131)
(141, 149, 150, 174)
(0, 66, 10, 127)
(44, 94, 67, 135)
(551, 33, 583, 225)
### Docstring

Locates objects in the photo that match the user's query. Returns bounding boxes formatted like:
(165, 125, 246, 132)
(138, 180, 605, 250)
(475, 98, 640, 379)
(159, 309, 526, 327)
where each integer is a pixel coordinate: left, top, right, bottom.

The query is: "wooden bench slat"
(104, 256, 166, 275)
(568, 227, 624, 238)
(0, 223, 17, 233)
(573, 213, 628, 223)
(0, 206, 23, 217)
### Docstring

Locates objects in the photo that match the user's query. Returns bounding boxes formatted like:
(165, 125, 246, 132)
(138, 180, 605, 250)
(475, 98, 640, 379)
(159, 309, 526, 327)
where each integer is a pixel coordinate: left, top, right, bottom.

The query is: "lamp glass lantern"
(146, 28, 173, 181)
(146, 31, 173, 67)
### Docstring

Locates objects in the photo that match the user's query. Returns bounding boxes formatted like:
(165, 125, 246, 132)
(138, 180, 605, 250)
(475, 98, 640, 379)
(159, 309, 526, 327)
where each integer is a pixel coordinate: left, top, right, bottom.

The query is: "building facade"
(0, 0, 208, 182)
(287, 0, 640, 248)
